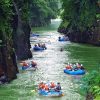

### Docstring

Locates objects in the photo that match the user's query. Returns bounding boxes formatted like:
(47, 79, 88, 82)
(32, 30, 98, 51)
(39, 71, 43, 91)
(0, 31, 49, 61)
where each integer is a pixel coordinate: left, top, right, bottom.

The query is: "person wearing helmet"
(73, 64, 77, 71)
(80, 64, 85, 70)
(23, 62, 28, 67)
(31, 61, 37, 68)
(66, 63, 72, 70)
(38, 82, 45, 90)
(44, 84, 49, 92)
(76, 63, 81, 69)
(55, 82, 61, 92)
(50, 82, 56, 88)
(22, 62, 29, 70)
(58, 36, 61, 40)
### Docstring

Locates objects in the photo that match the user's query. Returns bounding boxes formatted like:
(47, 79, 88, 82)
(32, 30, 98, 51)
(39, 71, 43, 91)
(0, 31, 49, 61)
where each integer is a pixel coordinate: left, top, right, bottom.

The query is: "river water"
(0, 19, 100, 100)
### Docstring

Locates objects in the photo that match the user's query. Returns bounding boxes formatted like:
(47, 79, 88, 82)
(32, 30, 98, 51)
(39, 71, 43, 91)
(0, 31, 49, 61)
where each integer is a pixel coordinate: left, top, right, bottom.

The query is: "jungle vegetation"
(59, 0, 100, 45)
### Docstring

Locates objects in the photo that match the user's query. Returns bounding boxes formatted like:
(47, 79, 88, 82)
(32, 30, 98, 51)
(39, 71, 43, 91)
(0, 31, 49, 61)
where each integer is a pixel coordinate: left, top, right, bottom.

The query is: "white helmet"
(81, 64, 83, 66)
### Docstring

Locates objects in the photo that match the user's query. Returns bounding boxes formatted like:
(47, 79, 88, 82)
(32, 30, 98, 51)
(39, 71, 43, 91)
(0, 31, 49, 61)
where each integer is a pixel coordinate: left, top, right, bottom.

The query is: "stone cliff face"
(58, 21, 100, 46)
(0, 1, 32, 83)
(88, 21, 100, 46)
(13, 20, 32, 60)
(13, 1, 32, 60)
(0, 40, 18, 83)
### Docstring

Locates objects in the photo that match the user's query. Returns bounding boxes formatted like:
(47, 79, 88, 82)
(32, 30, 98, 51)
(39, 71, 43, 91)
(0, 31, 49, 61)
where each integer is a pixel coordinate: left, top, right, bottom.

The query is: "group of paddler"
(65, 63, 85, 70)
(58, 35, 69, 41)
(20, 61, 37, 70)
(34, 43, 47, 49)
(38, 82, 61, 92)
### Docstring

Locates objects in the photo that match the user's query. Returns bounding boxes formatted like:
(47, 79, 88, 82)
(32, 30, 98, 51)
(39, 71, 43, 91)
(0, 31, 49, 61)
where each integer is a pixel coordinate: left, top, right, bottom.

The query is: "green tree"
(30, 0, 59, 27)
(61, 0, 99, 31)
(59, 0, 100, 43)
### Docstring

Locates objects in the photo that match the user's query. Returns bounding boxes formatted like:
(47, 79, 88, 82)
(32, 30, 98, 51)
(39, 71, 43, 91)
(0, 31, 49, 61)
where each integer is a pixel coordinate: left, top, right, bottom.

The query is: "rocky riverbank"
(58, 21, 100, 46)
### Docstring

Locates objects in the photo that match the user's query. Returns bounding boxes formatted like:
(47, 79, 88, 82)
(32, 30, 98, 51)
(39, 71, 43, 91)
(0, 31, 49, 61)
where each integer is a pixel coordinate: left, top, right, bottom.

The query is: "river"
(0, 19, 100, 100)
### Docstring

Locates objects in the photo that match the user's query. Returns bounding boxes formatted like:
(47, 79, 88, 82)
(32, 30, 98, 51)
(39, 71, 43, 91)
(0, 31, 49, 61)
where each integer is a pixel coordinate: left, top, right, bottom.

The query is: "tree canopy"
(60, 0, 100, 32)
(30, 0, 59, 26)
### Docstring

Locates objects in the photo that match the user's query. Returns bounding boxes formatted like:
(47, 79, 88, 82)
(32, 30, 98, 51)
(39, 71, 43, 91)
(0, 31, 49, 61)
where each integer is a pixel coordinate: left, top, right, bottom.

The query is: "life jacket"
(32, 61, 37, 66)
(77, 65, 81, 69)
(56, 85, 61, 90)
(39, 83, 45, 89)
(66, 65, 72, 69)
(50, 82, 56, 88)
(44, 85, 49, 90)
(23, 62, 28, 66)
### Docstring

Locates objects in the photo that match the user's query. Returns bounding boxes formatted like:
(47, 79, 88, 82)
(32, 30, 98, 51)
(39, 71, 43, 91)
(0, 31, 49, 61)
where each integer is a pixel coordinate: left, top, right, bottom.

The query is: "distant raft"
(22, 66, 36, 71)
(64, 69, 85, 75)
(58, 36, 69, 41)
(30, 33, 39, 37)
(58, 38, 65, 41)
(38, 89, 63, 97)
(33, 46, 47, 51)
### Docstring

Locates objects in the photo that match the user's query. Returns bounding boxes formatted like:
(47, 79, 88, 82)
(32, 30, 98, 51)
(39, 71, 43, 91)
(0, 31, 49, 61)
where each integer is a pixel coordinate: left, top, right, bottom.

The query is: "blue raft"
(38, 89, 63, 97)
(33, 47, 45, 51)
(58, 38, 65, 41)
(22, 66, 28, 70)
(22, 66, 36, 71)
(64, 69, 85, 75)
(58, 37, 69, 41)
(30, 34, 39, 37)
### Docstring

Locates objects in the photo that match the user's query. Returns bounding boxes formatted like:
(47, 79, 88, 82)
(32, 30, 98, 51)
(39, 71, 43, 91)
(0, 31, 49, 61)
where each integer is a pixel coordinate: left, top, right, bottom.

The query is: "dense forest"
(30, 0, 59, 27)
(58, 0, 100, 45)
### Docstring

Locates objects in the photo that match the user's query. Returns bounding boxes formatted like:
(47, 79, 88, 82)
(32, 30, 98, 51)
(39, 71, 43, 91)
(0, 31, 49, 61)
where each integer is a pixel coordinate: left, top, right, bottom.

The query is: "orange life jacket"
(44, 85, 49, 90)
(23, 62, 28, 66)
(39, 83, 45, 89)
(66, 65, 72, 69)
(50, 82, 56, 88)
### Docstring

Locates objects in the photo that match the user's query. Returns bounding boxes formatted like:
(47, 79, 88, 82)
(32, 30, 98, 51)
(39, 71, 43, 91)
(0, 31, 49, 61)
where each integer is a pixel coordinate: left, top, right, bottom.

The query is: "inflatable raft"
(58, 37, 65, 41)
(22, 66, 36, 71)
(30, 34, 39, 37)
(64, 69, 85, 75)
(58, 37, 69, 41)
(38, 89, 63, 97)
(33, 46, 46, 51)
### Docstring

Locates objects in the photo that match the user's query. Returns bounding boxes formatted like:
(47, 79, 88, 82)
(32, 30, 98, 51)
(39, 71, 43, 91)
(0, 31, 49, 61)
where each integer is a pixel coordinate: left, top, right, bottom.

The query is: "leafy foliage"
(60, 0, 99, 32)
(0, 0, 12, 39)
(30, 0, 59, 26)
(81, 70, 100, 98)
